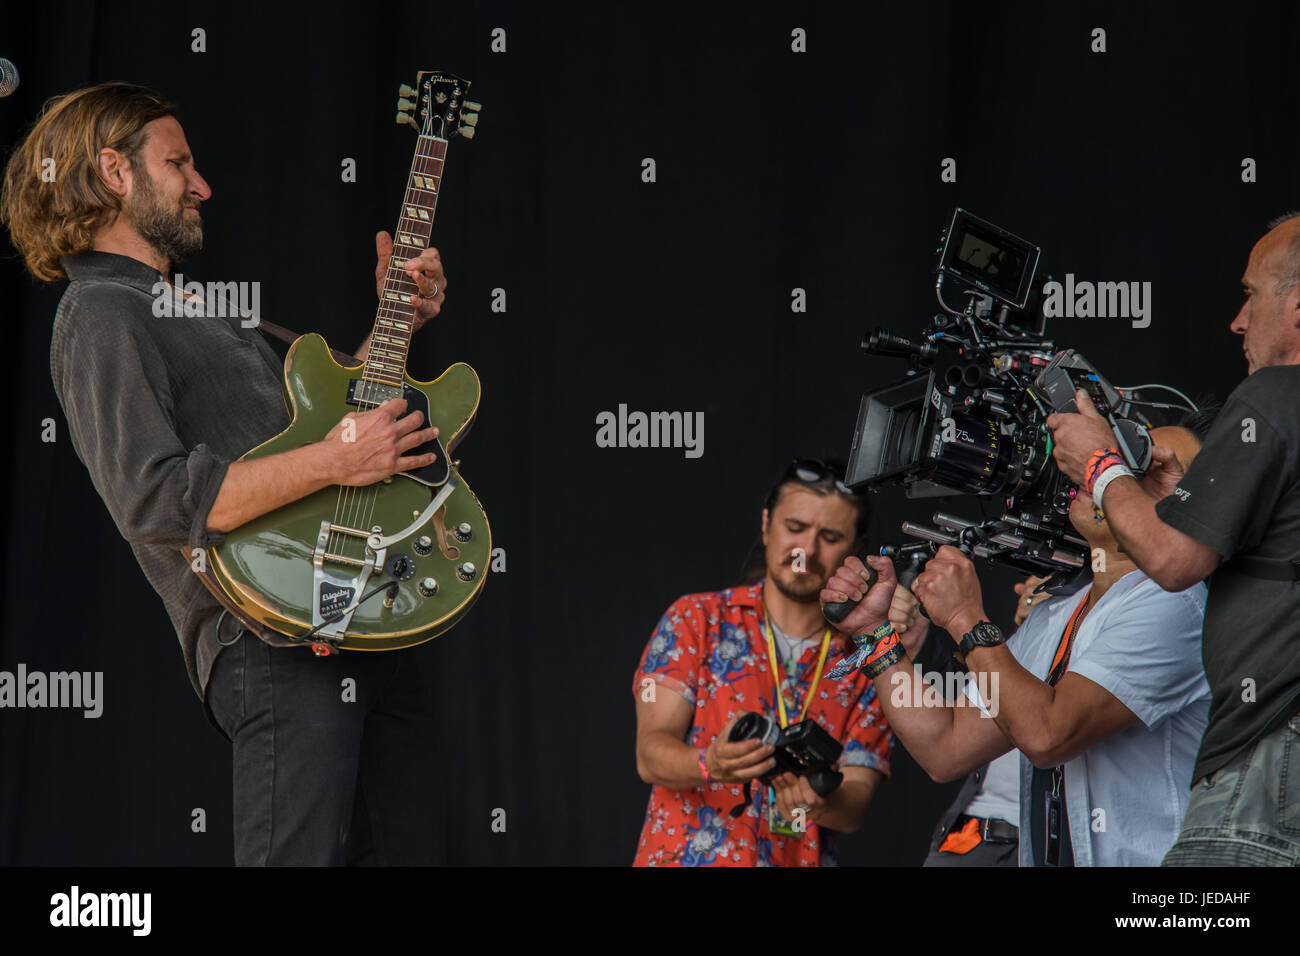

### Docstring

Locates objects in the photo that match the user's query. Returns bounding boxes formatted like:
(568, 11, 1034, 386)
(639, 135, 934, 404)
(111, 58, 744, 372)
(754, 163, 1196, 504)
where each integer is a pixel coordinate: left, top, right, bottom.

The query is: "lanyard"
(1041, 589, 1090, 866)
(1046, 590, 1092, 687)
(762, 613, 830, 728)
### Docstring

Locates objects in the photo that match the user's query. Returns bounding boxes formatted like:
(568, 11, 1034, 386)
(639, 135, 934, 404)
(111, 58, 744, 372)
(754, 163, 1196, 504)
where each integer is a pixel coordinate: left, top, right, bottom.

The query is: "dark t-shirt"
(1154, 365, 1300, 782)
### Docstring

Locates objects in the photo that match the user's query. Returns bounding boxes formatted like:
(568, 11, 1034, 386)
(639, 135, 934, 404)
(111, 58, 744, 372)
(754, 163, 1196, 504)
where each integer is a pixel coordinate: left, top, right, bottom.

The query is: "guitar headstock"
(396, 71, 481, 140)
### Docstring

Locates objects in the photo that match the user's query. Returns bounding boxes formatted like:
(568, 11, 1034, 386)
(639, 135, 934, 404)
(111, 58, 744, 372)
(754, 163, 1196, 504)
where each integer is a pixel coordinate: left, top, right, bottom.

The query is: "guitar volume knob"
(386, 554, 416, 581)
(457, 562, 476, 582)
(454, 522, 472, 542)
(418, 577, 439, 596)
(413, 535, 434, 555)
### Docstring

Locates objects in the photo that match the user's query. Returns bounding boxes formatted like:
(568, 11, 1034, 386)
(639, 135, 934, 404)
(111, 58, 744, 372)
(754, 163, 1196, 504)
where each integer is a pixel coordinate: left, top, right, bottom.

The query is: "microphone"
(0, 59, 18, 98)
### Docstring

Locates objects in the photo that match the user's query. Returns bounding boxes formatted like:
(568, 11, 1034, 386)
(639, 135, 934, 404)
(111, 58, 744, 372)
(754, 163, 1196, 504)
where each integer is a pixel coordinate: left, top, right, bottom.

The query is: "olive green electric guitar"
(206, 72, 488, 654)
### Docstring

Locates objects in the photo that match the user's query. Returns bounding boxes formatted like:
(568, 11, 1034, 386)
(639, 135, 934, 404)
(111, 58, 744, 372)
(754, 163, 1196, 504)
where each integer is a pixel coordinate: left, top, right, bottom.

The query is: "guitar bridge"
(311, 520, 388, 639)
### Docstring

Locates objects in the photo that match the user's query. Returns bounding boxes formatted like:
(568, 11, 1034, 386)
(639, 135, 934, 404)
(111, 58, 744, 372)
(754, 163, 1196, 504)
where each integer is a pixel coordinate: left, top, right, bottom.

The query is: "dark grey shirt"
(50, 251, 291, 699)
(1155, 365, 1300, 782)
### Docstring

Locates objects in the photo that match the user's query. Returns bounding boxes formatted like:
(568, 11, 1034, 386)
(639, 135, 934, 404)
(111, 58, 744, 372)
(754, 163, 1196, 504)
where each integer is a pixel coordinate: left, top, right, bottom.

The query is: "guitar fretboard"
(363, 134, 447, 388)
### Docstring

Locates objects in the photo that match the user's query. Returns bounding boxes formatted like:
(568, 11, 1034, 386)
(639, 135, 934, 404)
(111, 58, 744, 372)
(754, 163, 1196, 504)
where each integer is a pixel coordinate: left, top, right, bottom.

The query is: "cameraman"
(631, 459, 916, 866)
(1046, 215, 1300, 865)
(823, 422, 1212, 865)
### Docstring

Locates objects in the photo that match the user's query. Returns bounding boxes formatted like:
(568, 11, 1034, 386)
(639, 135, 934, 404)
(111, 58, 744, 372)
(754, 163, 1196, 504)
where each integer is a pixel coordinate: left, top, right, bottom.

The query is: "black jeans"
(204, 633, 440, 865)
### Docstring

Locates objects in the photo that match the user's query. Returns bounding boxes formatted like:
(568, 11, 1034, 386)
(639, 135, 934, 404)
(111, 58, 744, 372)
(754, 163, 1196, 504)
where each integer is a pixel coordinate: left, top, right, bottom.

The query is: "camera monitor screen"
(939, 208, 1040, 309)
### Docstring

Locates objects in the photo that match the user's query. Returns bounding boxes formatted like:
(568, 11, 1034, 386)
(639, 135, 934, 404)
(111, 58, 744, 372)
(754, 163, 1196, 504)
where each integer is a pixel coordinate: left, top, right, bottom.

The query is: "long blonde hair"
(1, 82, 177, 281)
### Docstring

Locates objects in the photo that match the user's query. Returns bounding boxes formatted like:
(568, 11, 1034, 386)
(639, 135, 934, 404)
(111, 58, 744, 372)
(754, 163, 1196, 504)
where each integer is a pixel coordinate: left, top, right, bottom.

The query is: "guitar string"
(355, 139, 443, 563)
(335, 137, 444, 585)
(337, 146, 423, 561)
(352, 147, 424, 558)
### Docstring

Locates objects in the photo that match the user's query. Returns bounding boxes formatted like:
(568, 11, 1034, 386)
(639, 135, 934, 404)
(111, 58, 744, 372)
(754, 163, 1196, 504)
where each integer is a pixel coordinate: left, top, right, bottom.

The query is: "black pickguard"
(346, 379, 451, 487)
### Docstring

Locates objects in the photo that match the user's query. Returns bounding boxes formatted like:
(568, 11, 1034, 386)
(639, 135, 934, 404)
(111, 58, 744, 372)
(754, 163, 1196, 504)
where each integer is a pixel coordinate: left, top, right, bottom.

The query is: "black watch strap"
(957, 621, 1005, 658)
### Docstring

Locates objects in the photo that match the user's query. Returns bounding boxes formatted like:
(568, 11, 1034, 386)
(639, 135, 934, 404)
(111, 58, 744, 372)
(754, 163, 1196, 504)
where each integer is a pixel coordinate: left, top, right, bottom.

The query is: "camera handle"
(824, 533, 992, 626)
(891, 546, 934, 620)
(821, 544, 937, 626)
(807, 767, 845, 797)
(821, 560, 878, 625)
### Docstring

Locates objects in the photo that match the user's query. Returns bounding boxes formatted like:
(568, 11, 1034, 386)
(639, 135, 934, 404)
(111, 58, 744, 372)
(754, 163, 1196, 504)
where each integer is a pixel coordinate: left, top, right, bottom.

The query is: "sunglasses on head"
(786, 458, 857, 496)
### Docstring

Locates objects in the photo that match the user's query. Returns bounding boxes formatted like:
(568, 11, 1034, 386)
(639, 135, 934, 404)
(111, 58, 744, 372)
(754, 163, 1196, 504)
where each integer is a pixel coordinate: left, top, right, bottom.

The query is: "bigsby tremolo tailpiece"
(307, 476, 460, 652)
(311, 521, 387, 649)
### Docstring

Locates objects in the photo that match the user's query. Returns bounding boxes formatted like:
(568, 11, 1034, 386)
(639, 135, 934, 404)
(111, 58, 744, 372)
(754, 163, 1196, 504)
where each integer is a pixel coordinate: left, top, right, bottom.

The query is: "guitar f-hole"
(432, 505, 460, 560)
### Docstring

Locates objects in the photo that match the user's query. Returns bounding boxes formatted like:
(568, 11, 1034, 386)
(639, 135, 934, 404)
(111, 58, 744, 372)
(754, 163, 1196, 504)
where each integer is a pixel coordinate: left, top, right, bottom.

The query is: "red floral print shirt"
(632, 581, 893, 866)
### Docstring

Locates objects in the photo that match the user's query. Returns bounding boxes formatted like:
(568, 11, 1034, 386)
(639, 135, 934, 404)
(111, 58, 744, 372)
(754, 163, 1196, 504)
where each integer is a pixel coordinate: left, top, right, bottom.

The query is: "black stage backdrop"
(0, 1, 1293, 866)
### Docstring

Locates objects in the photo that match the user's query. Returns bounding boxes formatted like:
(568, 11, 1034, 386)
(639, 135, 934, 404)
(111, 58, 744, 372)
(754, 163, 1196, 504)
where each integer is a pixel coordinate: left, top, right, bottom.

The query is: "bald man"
(1047, 215, 1300, 866)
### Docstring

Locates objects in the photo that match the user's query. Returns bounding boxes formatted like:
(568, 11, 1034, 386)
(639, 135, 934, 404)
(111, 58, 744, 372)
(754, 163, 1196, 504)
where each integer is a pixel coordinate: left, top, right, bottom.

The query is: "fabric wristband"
(1086, 456, 1124, 492)
(698, 748, 711, 782)
(829, 622, 904, 680)
(1092, 462, 1134, 511)
(1084, 447, 1115, 478)
(1085, 448, 1125, 494)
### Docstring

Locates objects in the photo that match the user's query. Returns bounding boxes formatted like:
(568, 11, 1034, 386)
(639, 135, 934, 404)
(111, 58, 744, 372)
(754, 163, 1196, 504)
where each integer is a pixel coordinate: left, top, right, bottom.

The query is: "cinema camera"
(831, 209, 1196, 611)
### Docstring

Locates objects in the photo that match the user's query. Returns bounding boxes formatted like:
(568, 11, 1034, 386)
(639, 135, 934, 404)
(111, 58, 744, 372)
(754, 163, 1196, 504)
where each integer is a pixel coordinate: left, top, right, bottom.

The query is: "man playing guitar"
(2, 82, 449, 864)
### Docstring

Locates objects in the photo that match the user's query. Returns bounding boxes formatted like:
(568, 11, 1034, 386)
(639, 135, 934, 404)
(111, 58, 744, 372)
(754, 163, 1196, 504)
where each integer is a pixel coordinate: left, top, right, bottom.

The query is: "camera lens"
(729, 712, 779, 746)
(885, 407, 922, 472)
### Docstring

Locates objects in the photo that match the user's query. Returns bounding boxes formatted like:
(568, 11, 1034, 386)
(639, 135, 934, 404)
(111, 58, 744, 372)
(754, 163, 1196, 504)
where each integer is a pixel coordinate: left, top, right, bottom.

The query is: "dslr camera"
(726, 711, 844, 817)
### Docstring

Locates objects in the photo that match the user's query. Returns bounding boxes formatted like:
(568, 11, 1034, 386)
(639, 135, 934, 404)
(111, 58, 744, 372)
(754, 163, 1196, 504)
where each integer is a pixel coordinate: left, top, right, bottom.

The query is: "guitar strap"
(169, 274, 360, 366)
(255, 319, 360, 366)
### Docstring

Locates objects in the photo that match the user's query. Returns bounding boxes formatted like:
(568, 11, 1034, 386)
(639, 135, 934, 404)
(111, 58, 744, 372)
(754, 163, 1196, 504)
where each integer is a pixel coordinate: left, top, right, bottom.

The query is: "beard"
(767, 554, 827, 603)
(127, 165, 203, 265)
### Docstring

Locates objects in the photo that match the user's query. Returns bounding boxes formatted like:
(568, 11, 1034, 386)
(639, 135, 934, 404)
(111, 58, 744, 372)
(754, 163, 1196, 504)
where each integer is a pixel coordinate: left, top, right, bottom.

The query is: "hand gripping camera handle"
(821, 562, 878, 625)
(896, 548, 930, 619)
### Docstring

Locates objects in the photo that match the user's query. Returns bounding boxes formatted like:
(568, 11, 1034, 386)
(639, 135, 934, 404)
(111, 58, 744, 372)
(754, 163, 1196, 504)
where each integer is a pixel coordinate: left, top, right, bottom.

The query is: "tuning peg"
(396, 112, 418, 127)
(462, 100, 482, 113)
(399, 84, 417, 97)
(459, 110, 479, 127)
(459, 125, 476, 139)
(397, 97, 417, 111)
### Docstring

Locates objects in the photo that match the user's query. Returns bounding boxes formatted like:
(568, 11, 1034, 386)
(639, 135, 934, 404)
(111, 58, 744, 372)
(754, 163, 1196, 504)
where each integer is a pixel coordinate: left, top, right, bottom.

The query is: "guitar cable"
(294, 580, 401, 646)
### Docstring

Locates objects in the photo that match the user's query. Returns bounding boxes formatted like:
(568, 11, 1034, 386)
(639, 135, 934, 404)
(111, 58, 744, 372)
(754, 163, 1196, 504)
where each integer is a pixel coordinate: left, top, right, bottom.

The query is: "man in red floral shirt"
(631, 459, 915, 866)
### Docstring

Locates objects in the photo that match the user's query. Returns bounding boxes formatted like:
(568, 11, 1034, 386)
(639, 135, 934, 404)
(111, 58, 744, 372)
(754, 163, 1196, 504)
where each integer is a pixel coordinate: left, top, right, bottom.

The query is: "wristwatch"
(957, 621, 1006, 659)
